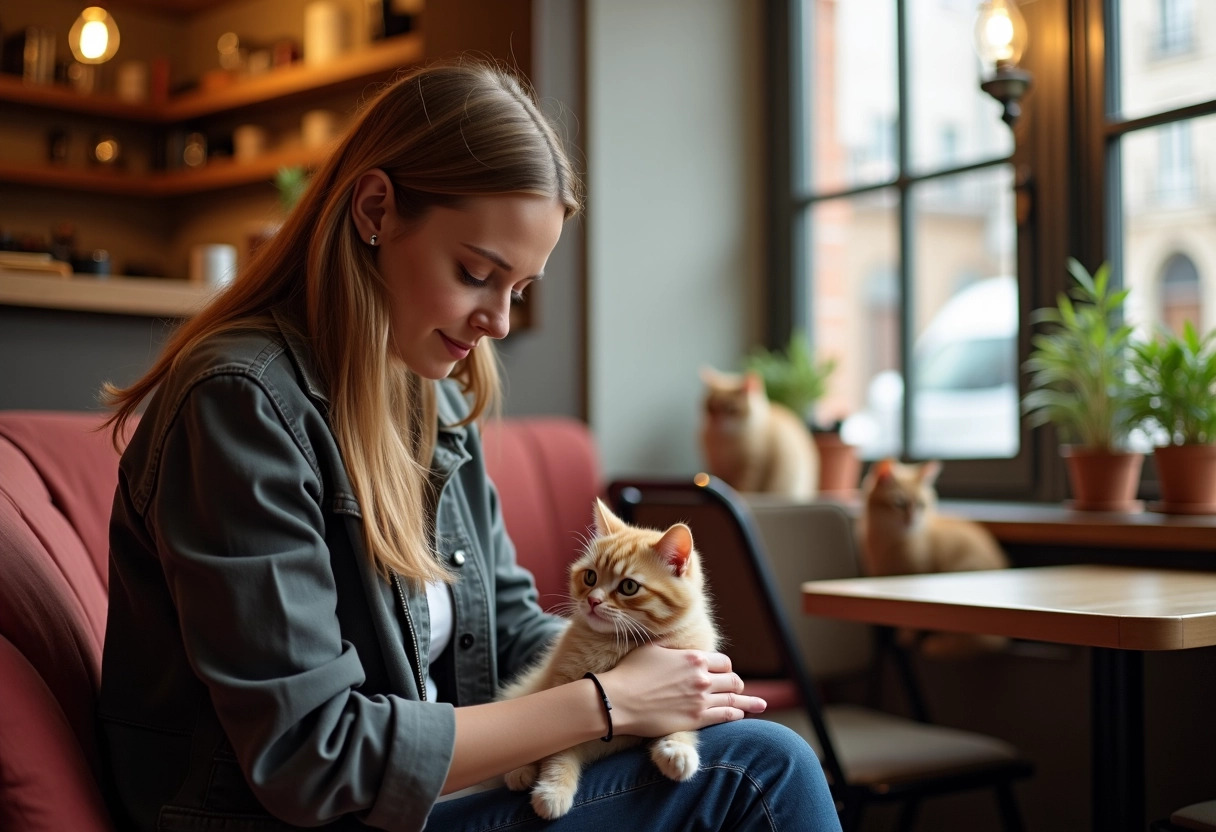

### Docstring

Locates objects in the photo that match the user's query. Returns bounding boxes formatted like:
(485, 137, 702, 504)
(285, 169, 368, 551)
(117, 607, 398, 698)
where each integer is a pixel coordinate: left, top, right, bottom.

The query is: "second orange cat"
(859, 458, 1009, 659)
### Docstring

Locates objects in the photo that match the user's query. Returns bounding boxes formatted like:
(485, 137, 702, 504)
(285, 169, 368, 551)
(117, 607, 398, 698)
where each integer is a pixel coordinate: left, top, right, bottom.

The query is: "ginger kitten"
(699, 367, 819, 500)
(859, 458, 1009, 658)
(499, 498, 719, 820)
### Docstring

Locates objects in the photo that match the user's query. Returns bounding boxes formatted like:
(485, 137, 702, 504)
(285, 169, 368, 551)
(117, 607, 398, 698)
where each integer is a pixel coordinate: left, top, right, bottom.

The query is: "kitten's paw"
(651, 734, 700, 782)
(530, 781, 576, 819)
(504, 763, 537, 792)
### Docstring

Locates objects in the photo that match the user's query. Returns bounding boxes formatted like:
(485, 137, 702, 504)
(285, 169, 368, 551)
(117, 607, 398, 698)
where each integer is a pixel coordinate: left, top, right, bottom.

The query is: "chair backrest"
(742, 494, 872, 678)
(606, 475, 850, 787)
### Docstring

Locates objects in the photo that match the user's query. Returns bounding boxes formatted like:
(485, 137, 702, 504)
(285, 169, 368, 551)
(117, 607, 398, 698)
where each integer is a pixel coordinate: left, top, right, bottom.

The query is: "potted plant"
(1022, 258, 1143, 511)
(745, 331, 859, 495)
(1127, 321, 1216, 513)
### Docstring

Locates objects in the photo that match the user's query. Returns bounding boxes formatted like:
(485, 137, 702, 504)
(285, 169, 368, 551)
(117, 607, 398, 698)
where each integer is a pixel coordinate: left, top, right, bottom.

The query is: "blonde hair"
(104, 61, 583, 585)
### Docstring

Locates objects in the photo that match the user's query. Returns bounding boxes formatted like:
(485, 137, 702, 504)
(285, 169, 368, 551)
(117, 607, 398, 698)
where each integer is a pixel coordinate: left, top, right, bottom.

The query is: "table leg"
(1091, 647, 1144, 832)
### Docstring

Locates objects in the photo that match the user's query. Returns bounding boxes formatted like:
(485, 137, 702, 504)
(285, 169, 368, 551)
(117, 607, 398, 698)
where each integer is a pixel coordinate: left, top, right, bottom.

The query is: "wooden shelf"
(0, 74, 162, 122)
(153, 145, 327, 195)
(163, 35, 424, 121)
(0, 34, 423, 124)
(0, 145, 329, 197)
(0, 271, 212, 318)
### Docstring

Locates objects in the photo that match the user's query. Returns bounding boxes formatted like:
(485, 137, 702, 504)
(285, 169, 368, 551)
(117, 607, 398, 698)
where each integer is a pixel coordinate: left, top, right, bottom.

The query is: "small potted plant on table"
(1022, 258, 1143, 511)
(1127, 321, 1216, 514)
(746, 331, 859, 495)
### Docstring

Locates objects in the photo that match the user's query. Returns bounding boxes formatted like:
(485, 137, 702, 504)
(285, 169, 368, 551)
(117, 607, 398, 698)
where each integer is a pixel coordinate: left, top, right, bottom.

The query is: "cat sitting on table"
(858, 458, 1009, 659)
(497, 498, 720, 820)
(699, 367, 819, 500)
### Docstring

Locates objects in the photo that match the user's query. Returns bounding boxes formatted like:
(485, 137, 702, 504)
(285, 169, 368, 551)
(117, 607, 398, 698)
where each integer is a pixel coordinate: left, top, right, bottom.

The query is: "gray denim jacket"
(100, 313, 564, 832)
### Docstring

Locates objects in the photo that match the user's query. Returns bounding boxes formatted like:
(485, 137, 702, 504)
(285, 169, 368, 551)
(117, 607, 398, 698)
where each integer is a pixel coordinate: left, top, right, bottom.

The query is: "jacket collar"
(271, 308, 330, 404)
(271, 308, 472, 470)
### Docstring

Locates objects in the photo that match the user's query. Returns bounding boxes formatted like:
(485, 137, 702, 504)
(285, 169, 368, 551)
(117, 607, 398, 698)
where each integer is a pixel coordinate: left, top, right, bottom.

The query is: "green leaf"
(1022, 258, 1136, 450)
(743, 330, 836, 419)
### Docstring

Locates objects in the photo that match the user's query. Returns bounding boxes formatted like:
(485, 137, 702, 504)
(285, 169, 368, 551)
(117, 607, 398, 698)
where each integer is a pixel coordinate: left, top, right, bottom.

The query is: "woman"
(100, 61, 841, 832)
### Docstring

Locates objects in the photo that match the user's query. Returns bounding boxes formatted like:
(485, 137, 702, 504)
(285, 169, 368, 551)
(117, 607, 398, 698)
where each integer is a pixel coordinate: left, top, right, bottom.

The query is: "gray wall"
(495, 0, 587, 419)
(0, 307, 177, 411)
(586, 0, 765, 480)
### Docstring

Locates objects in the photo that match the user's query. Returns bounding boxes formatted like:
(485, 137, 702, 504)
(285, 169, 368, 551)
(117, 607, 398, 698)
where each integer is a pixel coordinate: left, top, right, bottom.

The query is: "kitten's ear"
(593, 498, 626, 537)
(743, 371, 764, 395)
(918, 460, 942, 485)
(699, 365, 721, 385)
(656, 523, 694, 577)
(874, 458, 895, 482)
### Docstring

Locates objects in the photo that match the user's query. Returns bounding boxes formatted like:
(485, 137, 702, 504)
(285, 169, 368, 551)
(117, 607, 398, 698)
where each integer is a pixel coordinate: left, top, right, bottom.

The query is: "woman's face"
(377, 193, 565, 379)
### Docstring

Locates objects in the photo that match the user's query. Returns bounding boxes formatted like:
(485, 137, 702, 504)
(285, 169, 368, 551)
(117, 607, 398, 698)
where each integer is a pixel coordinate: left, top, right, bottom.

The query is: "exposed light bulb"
(974, 0, 1033, 128)
(79, 19, 109, 60)
(983, 12, 1015, 59)
(69, 7, 121, 65)
(974, 0, 1027, 68)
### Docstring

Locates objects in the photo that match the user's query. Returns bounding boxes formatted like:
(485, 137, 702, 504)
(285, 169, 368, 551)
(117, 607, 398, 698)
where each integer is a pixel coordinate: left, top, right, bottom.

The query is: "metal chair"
(607, 475, 1033, 832)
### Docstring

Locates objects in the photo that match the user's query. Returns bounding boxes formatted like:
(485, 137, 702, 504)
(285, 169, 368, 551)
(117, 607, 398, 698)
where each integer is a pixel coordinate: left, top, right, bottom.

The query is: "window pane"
(1121, 115, 1216, 337)
(908, 166, 1019, 460)
(800, 0, 898, 193)
(1116, 0, 1216, 120)
(809, 191, 900, 457)
(906, 0, 1012, 173)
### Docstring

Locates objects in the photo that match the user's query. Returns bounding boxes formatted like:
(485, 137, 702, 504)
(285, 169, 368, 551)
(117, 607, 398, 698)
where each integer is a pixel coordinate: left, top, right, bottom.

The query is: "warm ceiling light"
(69, 7, 121, 65)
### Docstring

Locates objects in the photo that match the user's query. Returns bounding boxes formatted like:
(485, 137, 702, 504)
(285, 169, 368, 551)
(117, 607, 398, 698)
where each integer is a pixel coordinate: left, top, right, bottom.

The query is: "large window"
(1112, 1, 1216, 340)
(785, 0, 1020, 493)
(776, 0, 1216, 500)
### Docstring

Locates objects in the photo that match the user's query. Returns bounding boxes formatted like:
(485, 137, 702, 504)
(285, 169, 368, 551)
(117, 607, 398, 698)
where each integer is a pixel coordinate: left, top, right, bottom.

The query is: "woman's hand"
(598, 644, 767, 737)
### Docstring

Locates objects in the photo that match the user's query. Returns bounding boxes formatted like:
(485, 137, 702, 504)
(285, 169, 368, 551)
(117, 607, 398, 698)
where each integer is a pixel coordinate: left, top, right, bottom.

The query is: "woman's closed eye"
(459, 264, 526, 305)
(458, 264, 489, 288)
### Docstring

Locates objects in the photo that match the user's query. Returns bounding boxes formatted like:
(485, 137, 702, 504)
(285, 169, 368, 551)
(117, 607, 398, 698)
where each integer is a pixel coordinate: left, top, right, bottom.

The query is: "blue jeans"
(427, 720, 842, 831)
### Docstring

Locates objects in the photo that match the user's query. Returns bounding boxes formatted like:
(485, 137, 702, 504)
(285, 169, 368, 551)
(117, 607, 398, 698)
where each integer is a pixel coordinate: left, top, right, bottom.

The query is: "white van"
(840, 275, 1020, 460)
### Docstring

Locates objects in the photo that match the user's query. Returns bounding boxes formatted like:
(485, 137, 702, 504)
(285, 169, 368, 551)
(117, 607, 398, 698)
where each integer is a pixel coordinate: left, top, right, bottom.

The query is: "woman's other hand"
(599, 643, 767, 737)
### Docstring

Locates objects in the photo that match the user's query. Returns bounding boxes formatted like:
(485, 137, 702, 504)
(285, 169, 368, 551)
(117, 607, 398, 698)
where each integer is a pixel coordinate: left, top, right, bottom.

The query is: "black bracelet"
(583, 672, 613, 743)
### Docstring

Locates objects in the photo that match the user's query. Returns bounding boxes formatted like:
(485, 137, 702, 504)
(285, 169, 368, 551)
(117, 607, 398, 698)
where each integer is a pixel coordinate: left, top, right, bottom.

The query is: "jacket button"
(452, 549, 467, 567)
(459, 633, 475, 649)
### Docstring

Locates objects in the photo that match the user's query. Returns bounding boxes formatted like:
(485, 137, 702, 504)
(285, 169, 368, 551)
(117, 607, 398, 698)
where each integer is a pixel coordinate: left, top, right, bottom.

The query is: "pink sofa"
(0, 410, 602, 831)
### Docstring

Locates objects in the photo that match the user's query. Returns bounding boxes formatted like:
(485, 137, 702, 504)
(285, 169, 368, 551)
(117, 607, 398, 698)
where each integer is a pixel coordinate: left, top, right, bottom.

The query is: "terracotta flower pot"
(1061, 446, 1144, 512)
(812, 430, 861, 497)
(1151, 444, 1216, 514)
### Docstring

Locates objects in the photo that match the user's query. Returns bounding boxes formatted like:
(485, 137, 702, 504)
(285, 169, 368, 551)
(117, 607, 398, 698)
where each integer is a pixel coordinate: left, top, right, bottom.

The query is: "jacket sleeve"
(145, 373, 453, 831)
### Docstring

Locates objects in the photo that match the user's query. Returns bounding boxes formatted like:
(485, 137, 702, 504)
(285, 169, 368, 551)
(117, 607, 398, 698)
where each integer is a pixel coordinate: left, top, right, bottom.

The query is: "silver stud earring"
(369, 233, 379, 246)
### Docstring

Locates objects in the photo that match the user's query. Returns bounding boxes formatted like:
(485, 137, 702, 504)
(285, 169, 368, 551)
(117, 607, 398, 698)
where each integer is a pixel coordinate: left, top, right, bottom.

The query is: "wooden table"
(802, 565, 1216, 832)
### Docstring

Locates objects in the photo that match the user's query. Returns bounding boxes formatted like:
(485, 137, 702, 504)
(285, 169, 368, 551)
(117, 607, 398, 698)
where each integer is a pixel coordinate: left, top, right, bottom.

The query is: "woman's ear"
(350, 169, 395, 243)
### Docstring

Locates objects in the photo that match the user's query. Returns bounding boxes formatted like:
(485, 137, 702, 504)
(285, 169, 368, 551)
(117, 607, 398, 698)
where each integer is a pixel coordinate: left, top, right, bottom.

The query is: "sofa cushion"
(481, 417, 602, 611)
(0, 410, 124, 586)
(0, 436, 106, 761)
(0, 635, 113, 831)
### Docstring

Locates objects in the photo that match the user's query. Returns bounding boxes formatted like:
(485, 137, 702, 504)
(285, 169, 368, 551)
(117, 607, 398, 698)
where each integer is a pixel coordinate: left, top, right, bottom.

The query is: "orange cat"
(859, 458, 1009, 658)
(499, 499, 720, 819)
(699, 367, 819, 499)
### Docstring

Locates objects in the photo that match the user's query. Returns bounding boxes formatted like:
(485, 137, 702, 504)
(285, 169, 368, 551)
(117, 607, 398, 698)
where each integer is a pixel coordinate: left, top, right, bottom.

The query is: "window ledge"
(939, 499, 1216, 551)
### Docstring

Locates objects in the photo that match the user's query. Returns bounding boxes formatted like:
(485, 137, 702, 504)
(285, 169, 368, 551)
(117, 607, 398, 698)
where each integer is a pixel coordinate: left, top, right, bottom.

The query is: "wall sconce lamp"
(974, 0, 1032, 128)
(69, 6, 121, 65)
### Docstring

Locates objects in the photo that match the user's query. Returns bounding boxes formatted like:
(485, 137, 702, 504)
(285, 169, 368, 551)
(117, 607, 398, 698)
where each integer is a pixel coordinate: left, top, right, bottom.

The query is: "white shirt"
(424, 580, 453, 702)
